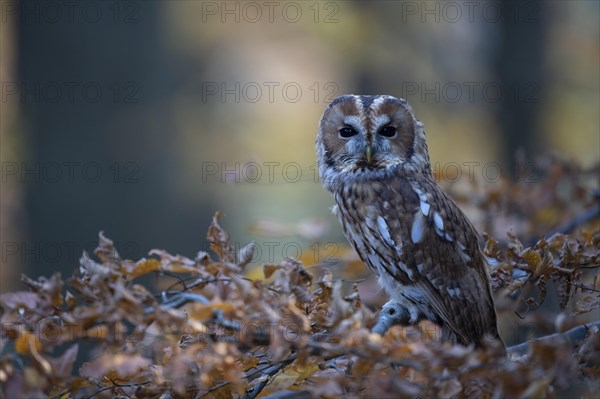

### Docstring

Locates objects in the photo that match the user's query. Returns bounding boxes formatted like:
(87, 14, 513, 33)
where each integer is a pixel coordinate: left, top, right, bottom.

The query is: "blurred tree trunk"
(16, 3, 205, 278)
(493, 1, 549, 169)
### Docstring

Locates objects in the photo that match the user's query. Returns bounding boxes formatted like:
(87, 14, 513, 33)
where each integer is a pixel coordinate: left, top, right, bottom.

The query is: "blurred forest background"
(1, 0, 598, 331)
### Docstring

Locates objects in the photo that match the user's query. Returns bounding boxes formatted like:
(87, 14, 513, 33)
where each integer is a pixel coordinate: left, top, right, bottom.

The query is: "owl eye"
(379, 125, 397, 138)
(339, 127, 358, 139)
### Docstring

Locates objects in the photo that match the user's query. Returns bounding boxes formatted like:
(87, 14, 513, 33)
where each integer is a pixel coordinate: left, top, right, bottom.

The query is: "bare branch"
(260, 390, 312, 399)
(544, 205, 600, 238)
(242, 355, 298, 399)
(507, 320, 600, 355)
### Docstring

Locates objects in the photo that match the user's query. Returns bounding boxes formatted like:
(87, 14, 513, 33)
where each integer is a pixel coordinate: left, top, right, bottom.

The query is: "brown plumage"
(316, 95, 502, 346)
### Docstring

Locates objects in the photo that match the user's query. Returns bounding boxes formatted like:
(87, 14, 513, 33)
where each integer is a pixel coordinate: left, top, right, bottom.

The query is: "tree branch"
(507, 320, 600, 355)
(260, 390, 312, 399)
(242, 354, 298, 399)
(535, 204, 600, 245)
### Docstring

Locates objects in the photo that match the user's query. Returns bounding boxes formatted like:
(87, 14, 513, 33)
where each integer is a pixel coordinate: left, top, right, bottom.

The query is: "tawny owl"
(316, 94, 502, 347)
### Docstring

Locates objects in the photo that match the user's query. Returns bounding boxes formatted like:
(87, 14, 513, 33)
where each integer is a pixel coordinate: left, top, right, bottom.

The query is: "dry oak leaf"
(79, 353, 150, 380)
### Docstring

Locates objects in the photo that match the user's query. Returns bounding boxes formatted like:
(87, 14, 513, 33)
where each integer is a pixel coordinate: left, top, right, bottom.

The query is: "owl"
(316, 94, 503, 347)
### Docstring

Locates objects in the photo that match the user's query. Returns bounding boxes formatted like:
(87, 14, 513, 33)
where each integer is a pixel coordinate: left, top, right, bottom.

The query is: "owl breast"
(334, 170, 413, 271)
(333, 172, 441, 322)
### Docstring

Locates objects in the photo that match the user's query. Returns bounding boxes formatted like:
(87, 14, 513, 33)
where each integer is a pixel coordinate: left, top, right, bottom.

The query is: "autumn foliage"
(1, 157, 599, 398)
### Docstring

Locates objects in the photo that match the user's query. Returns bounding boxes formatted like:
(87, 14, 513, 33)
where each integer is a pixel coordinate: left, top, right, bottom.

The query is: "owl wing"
(373, 175, 499, 345)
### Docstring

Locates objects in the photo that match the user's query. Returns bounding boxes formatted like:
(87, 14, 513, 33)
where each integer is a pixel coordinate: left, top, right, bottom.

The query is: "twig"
(507, 320, 600, 355)
(579, 264, 600, 269)
(571, 282, 600, 294)
(144, 291, 210, 313)
(159, 276, 233, 297)
(197, 380, 230, 398)
(85, 380, 150, 399)
(198, 361, 284, 398)
(260, 390, 313, 399)
(242, 354, 298, 399)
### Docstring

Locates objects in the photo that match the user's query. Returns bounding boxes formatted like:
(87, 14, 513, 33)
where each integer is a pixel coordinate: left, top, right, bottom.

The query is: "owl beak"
(366, 145, 372, 163)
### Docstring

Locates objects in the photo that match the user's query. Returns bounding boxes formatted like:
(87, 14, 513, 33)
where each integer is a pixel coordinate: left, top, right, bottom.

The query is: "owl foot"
(372, 299, 419, 336)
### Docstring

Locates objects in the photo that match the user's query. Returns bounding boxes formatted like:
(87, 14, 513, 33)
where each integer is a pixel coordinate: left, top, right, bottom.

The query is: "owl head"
(316, 95, 431, 191)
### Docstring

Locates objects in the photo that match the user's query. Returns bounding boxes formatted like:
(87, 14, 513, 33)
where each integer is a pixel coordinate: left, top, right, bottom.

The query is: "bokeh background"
(1, 1, 599, 341)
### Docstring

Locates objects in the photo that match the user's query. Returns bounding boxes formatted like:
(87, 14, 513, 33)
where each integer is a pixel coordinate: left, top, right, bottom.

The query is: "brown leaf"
(574, 296, 600, 315)
(0, 292, 39, 310)
(79, 353, 150, 379)
(507, 231, 524, 255)
(149, 249, 202, 274)
(123, 258, 161, 279)
(259, 362, 315, 395)
(522, 249, 542, 271)
(65, 290, 76, 311)
(207, 211, 235, 263)
(263, 264, 280, 279)
(20, 273, 64, 307)
(15, 331, 42, 355)
(237, 242, 256, 269)
(79, 252, 116, 283)
(94, 231, 121, 269)
(552, 274, 572, 311)
(49, 344, 79, 378)
(436, 375, 462, 398)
